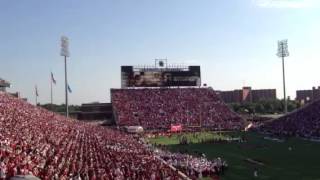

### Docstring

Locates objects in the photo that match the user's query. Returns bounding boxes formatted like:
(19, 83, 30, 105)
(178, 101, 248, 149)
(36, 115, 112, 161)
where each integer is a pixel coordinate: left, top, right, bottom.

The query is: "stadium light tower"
(277, 39, 289, 114)
(61, 36, 70, 118)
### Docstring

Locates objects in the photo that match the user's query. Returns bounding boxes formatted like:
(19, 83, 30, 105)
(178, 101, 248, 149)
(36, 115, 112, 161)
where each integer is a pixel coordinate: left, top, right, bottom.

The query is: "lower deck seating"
(111, 88, 244, 130)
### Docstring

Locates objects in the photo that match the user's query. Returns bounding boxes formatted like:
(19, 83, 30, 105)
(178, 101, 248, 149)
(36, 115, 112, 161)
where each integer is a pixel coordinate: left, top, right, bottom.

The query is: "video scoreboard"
(121, 66, 201, 88)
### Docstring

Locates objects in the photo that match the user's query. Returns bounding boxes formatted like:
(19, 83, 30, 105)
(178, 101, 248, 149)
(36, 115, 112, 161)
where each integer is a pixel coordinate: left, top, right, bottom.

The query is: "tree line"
(40, 103, 81, 113)
(228, 99, 301, 114)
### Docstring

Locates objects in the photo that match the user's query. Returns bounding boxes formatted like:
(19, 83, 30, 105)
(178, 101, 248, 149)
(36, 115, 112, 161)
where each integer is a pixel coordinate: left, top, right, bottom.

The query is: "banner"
(170, 124, 182, 132)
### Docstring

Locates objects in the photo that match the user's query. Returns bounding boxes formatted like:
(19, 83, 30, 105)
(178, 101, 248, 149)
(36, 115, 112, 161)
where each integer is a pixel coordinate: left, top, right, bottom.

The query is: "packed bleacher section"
(259, 99, 320, 138)
(111, 87, 244, 130)
(0, 92, 181, 179)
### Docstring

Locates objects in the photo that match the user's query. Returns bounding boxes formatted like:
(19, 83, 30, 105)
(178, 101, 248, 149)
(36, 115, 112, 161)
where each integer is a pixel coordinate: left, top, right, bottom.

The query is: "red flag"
(171, 124, 182, 132)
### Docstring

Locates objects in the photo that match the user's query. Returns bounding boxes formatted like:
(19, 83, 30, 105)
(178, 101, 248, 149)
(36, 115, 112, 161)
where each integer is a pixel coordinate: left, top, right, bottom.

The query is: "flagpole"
(50, 72, 53, 111)
(65, 55, 69, 118)
(35, 86, 38, 106)
(50, 73, 53, 109)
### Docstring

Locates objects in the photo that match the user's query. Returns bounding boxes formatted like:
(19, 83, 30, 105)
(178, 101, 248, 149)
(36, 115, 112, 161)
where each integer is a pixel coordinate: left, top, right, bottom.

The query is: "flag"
(170, 124, 182, 132)
(67, 84, 72, 93)
(35, 85, 39, 97)
(51, 72, 56, 84)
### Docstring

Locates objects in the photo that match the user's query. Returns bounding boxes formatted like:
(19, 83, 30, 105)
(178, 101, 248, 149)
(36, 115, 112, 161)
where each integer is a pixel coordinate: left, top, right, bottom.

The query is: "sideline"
(142, 138, 191, 180)
(301, 137, 320, 143)
(245, 158, 265, 166)
(263, 136, 285, 142)
(154, 156, 192, 180)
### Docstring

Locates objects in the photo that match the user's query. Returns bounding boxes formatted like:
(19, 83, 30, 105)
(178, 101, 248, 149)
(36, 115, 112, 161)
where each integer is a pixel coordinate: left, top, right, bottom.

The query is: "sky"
(0, 0, 320, 105)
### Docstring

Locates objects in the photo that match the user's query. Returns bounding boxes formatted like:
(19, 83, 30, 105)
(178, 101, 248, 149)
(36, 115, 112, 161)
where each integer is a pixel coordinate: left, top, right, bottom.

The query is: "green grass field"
(148, 132, 320, 180)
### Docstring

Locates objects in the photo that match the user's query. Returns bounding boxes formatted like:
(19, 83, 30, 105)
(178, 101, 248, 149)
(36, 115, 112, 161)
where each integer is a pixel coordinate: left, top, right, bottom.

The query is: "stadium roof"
(0, 78, 10, 87)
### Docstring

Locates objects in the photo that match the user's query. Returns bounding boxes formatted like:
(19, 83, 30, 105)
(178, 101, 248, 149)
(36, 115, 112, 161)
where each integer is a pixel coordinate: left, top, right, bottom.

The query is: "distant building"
(217, 89, 242, 103)
(0, 78, 25, 100)
(216, 87, 277, 103)
(0, 78, 10, 92)
(252, 89, 277, 102)
(9, 92, 20, 98)
(73, 103, 114, 122)
(296, 86, 320, 105)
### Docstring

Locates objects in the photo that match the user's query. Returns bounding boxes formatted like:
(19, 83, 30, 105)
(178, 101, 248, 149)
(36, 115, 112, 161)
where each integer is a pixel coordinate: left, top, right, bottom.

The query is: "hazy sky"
(1, 0, 320, 105)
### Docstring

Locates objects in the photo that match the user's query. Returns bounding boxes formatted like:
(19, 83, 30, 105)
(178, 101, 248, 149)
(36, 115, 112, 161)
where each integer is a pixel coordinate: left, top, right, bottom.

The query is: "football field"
(148, 131, 320, 180)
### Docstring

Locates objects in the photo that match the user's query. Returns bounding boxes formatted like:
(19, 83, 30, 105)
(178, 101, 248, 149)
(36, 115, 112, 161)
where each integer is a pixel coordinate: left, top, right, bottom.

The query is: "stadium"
(1, 59, 320, 180)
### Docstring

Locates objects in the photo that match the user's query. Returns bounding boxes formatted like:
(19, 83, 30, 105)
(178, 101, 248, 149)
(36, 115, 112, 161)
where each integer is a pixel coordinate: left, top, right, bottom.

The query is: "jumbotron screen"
(121, 66, 201, 87)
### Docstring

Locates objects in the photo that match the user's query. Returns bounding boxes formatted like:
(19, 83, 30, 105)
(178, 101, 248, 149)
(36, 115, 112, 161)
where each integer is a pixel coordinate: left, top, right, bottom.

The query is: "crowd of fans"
(112, 88, 244, 130)
(259, 99, 320, 138)
(0, 92, 182, 179)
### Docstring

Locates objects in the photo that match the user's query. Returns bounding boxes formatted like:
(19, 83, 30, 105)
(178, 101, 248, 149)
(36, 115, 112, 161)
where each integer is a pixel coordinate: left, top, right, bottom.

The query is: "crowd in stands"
(0, 92, 181, 179)
(259, 99, 320, 138)
(112, 88, 244, 131)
